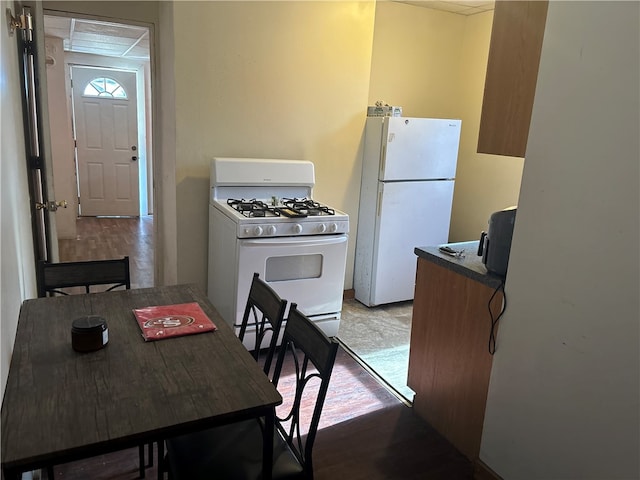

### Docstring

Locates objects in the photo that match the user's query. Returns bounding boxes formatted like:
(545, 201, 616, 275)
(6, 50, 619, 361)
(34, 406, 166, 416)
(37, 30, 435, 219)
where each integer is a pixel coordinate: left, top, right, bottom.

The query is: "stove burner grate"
(281, 198, 335, 216)
(227, 197, 336, 218)
(227, 198, 280, 218)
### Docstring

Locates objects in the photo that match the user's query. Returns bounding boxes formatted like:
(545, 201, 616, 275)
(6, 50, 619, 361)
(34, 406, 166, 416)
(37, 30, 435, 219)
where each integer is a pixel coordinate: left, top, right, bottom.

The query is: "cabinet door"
(477, 0, 548, 158)
(408, 258, 504, 460)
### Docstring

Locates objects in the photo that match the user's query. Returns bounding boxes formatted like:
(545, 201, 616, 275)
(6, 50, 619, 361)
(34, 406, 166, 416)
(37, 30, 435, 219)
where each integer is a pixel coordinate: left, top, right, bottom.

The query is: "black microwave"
(478, 207, 517, 277)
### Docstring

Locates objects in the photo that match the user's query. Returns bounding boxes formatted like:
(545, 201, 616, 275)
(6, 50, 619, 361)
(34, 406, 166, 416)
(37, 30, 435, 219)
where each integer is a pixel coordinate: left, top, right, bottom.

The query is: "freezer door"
(370, 180, 455, 305)
(381, 117, 461, 181)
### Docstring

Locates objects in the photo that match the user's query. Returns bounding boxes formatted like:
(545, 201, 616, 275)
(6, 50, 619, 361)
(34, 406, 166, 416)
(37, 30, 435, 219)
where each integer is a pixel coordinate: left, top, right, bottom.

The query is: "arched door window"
(82, 77, 128, 99)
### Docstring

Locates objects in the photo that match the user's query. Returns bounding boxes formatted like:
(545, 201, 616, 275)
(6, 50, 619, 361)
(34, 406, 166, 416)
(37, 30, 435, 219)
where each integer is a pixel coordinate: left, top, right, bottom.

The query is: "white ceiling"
(399, 0, 494, 16)
(43, 15, 150, 61)
(43, 1, 493, 61)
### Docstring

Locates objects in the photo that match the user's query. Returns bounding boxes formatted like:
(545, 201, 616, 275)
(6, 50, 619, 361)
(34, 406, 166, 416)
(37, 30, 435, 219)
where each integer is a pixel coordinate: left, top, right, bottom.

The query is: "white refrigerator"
(354, 116, 462, 306)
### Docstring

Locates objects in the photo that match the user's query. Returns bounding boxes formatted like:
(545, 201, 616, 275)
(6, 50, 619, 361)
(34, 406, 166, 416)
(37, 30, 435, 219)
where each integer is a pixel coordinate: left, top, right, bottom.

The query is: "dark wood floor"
(52, 347, 472, 480)
(51, 217, 473, 479)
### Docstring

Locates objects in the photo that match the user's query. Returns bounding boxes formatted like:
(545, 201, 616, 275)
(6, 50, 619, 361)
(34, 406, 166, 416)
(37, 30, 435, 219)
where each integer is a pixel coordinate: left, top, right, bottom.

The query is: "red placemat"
(133, 302, 217, 341)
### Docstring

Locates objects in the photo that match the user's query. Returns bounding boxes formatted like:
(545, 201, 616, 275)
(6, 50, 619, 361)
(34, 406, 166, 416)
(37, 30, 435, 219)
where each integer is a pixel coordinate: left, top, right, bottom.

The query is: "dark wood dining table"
(1, 284, 282, 480)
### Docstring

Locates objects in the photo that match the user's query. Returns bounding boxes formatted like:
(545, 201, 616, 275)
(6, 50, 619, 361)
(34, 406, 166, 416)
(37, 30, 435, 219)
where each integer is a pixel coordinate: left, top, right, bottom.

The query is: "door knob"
(132, 156, 138, 161)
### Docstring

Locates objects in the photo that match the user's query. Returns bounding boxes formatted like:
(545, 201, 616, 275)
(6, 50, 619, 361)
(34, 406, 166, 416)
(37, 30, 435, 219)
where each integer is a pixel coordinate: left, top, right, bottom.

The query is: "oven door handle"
(240, 236, 347, 247)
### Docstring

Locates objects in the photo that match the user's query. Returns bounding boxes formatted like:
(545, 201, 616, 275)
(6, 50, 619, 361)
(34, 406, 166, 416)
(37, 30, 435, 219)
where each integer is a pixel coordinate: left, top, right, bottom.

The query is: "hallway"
(57, 216, 154, 289)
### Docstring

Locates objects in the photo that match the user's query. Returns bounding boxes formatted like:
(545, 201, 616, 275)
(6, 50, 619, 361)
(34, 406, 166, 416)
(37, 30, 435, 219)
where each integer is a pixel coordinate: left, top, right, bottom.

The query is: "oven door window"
(265, 254, 323, 282)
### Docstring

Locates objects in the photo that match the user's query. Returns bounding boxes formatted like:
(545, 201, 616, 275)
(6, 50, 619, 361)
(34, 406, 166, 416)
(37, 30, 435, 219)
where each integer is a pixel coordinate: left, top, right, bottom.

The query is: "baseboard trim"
(473, 459, 503, 480)
(343, 289, 355, 300)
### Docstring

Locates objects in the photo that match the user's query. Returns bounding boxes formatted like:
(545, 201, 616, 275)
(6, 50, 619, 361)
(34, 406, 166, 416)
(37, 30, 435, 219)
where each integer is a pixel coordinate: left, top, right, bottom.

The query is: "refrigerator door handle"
(380, 145, 387, 177)
(377, 190, 383, 217)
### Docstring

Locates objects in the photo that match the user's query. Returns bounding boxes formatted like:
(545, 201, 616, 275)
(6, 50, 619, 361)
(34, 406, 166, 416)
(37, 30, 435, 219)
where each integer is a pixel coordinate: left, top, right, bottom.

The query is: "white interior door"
(72, 66, 139, 216)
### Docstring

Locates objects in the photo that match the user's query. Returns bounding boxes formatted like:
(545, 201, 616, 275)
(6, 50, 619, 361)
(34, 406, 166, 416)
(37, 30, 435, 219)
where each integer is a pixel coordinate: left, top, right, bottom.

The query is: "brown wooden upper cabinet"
(477, 0, 548, 158)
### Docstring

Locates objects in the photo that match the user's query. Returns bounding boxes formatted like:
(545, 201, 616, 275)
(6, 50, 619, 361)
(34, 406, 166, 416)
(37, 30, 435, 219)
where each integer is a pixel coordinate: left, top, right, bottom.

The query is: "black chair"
(37, 256, 131, 297)
(37, 256, 152, 478)
(239, 272, 288, 376)
(164, 303, 339, 480)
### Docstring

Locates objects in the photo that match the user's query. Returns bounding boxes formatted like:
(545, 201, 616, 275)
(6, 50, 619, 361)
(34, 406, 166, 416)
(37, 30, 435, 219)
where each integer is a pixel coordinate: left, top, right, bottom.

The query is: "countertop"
(414, 241, 505, 289)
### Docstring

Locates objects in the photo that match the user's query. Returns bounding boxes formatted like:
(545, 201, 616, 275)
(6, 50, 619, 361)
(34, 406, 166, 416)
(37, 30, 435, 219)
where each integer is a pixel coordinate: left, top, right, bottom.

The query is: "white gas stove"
(207, 158, 349, 349)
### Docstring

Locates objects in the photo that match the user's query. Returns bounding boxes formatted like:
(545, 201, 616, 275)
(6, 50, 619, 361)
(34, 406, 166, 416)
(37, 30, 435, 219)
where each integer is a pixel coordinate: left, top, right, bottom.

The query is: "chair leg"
(157, 441, 165, 480)
(139, 444, 146, 478)
(147, 442, 154, 467)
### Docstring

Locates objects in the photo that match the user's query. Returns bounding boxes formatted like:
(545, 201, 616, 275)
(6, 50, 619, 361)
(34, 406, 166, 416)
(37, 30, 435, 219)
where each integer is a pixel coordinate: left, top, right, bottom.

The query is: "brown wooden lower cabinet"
(408, 255, 504, 462)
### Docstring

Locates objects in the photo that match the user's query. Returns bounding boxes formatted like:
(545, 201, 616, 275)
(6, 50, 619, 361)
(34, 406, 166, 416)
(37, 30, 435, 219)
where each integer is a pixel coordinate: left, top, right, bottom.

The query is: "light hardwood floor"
(58, 216, 154, 289)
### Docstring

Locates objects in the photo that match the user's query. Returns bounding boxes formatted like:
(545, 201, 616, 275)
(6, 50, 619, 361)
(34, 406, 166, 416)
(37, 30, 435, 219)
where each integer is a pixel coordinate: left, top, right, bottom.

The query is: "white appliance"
(354, 117, 462, 306)
(208, 158, 349, 349)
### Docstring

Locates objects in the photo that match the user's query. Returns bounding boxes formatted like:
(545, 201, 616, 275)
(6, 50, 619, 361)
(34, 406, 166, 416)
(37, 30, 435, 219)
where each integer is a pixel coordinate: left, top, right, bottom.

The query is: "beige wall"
(369, 2, 465, 118)
(171, 1, 376, 289)
(1, 0, 38, 401)
(481, 2, 639, 477)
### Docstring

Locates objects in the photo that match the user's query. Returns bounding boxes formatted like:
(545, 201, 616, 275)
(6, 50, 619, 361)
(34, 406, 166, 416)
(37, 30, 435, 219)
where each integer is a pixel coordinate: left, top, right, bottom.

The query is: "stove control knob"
(266, 225, 277, 236)
(317, 224, 327, 233)
(328, 223, 338, 233)
(293, 224, 303, 234)
(253, 226, 263, 236)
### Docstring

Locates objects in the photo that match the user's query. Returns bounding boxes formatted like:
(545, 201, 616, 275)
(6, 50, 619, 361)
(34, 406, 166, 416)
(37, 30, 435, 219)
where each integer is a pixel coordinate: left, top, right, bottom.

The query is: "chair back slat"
(38, 257, 131, 297)
(238, 272, 287, 376)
